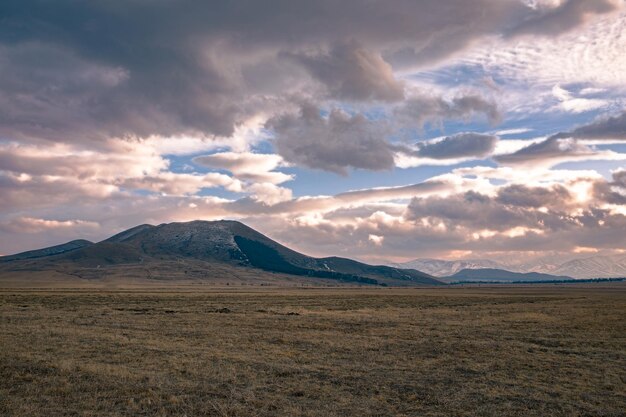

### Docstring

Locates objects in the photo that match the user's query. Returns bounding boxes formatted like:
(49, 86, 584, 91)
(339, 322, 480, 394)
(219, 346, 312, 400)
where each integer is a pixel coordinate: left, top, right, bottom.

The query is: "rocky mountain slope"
(0, 239, 93, 262)
(0, 220, 441, 286)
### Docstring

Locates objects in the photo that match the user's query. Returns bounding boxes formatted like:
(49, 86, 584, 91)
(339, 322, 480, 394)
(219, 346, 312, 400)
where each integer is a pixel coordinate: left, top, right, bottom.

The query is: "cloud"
(0, 0, 623, 260)
(226, 179, 453, 219)
(550, 84, 608, 113)
(193, 152, 292, 184)
(258, 169, 626, 260)
(285, 40, 405, 102)
(405, 190, 552, 232)
(0, 139, 247, 215)
(0, 0, 613, 145)
(556, 98, 609, 113)
(191, 151, 296, 203)
(332, 181, 451, 205)
(0, 141, 168, 179)
(245, 183, 293, 205)
(508, 0, 620, 37)
(267, 93, 501, 174)
(117, 172, 242, 196)
(2, 147, 625, 261)
(495, 110, 626, 167)
(0, 41, 243, 143)
(395, 174, 626, 254)
(495, 183, 572, 208)
(463, 9, 626, 111)
(394, 132, 500, 169)
(267, 103, 396, 175)
(550, 109, 626, 140)
(414, 133, 499, 159)
(394, 93, 501, 128)
(495, 137, 600, 166)
(0, 217, 100, 234)
(612, 168, 626, 187)
(495, 128, 534, 136)
(593, 168, 626, 204)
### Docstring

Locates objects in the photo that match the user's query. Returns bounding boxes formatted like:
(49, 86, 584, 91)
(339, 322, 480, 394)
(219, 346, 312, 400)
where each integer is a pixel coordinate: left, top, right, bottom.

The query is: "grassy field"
(1, 284, 625, 416)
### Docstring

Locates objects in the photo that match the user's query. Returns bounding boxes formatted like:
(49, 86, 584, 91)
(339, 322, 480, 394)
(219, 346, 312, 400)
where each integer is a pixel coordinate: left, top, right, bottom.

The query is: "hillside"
(0, 239, 93, 262)
(0, 220, 441, 286)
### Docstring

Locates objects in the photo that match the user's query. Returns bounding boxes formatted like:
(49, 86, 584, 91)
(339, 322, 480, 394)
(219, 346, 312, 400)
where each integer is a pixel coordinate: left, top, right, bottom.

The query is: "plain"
(1, 284, 625, 417)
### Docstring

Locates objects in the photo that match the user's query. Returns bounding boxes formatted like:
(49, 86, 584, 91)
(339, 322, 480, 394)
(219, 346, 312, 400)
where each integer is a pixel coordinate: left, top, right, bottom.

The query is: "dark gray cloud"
(415, 133, 498, 159)
(495, 137, 597, 166)
(496, 110, 626, 166)
(612, 169, 626, 187)
(267, 103, 396, 175)
(496, 184, 572, 208)
(405, 190, 562, 232)
(550, 109, 626, 140)
(0, 0, 614, 144)
(0, 41, 243, 143)
(406, 184, 588, 233)
(395, 94, 502, 128)
(267, 93, 503, 173)
(400, 182, 626, 254)
(267, 98, 501, 174)
(285, 40, 405, 102)
(593, 169, 626, 205)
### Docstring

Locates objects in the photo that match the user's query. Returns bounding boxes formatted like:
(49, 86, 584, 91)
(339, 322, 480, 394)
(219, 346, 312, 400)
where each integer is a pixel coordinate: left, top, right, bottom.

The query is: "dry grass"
(1, 284, 625, 416)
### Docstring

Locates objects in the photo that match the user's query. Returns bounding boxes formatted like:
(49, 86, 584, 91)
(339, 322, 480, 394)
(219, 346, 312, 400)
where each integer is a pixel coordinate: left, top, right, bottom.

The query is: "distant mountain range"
(442, 268, 571, 283)
(517, 254, 626, 279)
(392, 255, 626, 279)
(0, 220, 441, 286)
(390, 258, 507, 277)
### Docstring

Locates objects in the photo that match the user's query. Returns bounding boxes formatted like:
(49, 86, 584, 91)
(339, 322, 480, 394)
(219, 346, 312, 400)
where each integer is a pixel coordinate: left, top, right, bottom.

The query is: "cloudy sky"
(1, 0, 626, 263)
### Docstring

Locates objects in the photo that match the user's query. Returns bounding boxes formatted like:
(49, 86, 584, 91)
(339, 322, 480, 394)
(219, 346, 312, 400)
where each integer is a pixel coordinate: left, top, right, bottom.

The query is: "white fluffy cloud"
(193, 151, 292, 184)
(0, 217, 100, 234)
(466, 9, 626, 88)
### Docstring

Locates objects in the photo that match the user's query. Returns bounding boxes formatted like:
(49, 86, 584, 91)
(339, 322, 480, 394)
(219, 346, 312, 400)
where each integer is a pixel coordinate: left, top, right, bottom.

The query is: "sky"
(1, 0, 626, 263)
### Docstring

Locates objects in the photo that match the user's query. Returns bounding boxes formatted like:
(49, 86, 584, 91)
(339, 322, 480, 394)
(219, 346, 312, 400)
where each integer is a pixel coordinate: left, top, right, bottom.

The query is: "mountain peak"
(0, 220, 442, 286)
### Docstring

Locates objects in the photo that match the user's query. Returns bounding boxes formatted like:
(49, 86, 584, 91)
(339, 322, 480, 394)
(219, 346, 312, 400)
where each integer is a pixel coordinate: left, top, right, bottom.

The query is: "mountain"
(393, 253, 626, 279)
(0, 239, 93, 262)
(509, 253, 585, 275)
(444, 268, 572, 283)
(391, 258, 507, 277)
(0, 220, 442, 286)
(528, 255, 626, 279)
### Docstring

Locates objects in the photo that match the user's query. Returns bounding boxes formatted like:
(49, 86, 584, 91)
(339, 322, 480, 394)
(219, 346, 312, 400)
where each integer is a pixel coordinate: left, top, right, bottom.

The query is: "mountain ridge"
(391, 258, 507, 277)
(392, 255, 626, 279)
(0, 220, 442, 286)
(0, 239, 93, 262)
(444, 268, 572, 283)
